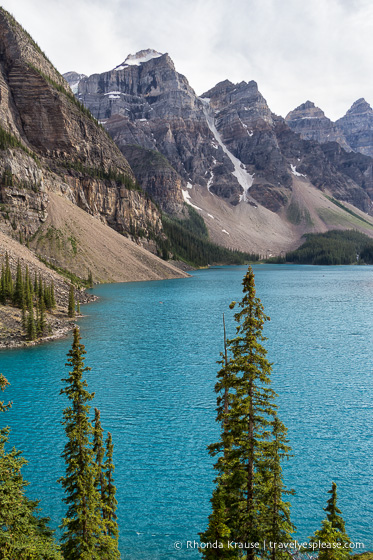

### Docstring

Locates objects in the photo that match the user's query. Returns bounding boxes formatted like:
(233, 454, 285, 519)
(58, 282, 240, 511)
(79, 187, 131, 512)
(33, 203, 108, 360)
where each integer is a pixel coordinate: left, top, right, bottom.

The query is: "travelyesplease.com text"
(173, 539, 365, 551)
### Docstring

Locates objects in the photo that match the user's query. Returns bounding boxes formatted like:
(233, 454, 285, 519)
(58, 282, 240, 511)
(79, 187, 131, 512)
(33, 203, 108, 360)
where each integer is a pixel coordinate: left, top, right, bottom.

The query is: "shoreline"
(0, 293, 98, 351)
(0, 321, 75, 350)
(0, 265, 193, 351)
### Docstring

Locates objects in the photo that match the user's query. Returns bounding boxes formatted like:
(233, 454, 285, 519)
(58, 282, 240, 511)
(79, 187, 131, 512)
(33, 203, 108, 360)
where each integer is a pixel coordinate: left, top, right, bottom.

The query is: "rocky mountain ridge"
(65, 50, 373, 254)
(286, 99, 373, 158)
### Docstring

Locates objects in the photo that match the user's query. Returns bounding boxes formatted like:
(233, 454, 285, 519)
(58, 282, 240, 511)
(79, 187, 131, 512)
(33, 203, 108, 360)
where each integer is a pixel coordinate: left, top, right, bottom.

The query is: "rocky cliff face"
(68, 52, 373, 216)
(0, 9, 164, 256)
(335, 98, 373, 158)
(66, 50, 246, 207)
(201, 80, 292, 210)
(285, 101, 351, 150)
(65, 49, 373, 253)
(286, 99, 373, 159)
(274, 119, 373, 214)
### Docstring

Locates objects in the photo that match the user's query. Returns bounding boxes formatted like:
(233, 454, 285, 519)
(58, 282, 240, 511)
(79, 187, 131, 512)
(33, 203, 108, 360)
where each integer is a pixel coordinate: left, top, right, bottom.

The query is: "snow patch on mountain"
(200, 98, 254, 202)
(207, 172, 214, 192)
(182, 189, 202, 211)
(70, 81, 80, 94)
(115, 49, 163, 71)
(290, 164, 306, 178)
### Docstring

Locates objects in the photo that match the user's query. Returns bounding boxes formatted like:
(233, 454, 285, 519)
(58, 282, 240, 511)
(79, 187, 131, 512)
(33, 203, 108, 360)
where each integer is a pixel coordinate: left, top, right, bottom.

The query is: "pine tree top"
(61, 327, 94, 405)
(324, 482, 346, 533)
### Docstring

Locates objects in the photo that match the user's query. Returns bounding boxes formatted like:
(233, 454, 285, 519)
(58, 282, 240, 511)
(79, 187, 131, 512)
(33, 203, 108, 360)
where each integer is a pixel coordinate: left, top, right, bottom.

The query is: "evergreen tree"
(93, 408, 106, 523)
(44, 284, 52, 310)
(21, 298, 27, 330)
(38, 273, 43, 300)
(259, 418, 295, 560)
(201, 267, 294, 559)
(309, 520, 350, 560)
(59, 328, 120, 559)
(324, 482, 346, 533)
(38, 293, 47, 336)
(24, 265, 32, 308)
(103, 432, 119, 542)
(4, 252, 13, 301)
(27, 300, 37, 341)
(13, 259, 24, 307)
(200, 485, 238, 559)
(0, 374, 62, 559)
(308, 482, 351, 560)
(68, 284, 75, 318)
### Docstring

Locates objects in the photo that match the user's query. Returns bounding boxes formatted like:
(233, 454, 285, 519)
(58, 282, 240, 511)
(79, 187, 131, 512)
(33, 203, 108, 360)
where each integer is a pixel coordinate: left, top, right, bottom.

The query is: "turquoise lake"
(0, 264, 372, 558)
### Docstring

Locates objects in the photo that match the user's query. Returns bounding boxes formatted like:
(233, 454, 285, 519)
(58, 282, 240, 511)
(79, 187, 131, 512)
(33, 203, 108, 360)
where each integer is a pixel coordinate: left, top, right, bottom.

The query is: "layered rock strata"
(0, 10, 165, 254)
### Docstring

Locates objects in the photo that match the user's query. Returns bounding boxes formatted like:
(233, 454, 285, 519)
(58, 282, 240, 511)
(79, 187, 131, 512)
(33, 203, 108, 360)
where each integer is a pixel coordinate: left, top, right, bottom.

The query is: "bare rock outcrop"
(336, 98, 373, 158)
(285, 101, 351, 151)
(0, 9, 165, 256)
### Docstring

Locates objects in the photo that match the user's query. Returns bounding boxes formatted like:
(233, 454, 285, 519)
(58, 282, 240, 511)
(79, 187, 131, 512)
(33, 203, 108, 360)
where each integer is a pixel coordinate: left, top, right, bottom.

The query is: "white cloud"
(1, 0, 372, 120)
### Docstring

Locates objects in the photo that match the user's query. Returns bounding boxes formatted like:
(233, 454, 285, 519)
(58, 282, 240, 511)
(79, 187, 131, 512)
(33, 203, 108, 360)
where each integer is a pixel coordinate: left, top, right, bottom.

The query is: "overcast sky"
(1, 0, 372, 120)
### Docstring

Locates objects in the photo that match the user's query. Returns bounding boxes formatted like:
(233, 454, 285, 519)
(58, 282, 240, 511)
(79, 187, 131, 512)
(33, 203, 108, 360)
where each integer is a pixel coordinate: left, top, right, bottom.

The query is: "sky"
(1, 0, 372, 120)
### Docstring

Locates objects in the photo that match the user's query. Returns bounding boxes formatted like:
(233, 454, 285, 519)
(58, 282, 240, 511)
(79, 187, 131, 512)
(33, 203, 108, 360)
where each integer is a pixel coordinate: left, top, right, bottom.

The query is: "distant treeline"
(160, 207, 259, 266)
(270, 230, 373, 265)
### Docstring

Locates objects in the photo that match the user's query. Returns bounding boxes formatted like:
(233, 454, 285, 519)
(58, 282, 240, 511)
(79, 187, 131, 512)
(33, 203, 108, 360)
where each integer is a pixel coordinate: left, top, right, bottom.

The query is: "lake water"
(0, 264, 372, 558)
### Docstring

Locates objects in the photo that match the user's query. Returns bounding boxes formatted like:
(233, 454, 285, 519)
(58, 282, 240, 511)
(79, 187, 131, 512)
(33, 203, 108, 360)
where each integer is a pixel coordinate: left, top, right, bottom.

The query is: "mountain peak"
(114, 49, 164, 70)
(247, 80, 259, 90)
(301, 100, 316, 110)
(286, 101, 326, 119)
(346, 98, 372, 115)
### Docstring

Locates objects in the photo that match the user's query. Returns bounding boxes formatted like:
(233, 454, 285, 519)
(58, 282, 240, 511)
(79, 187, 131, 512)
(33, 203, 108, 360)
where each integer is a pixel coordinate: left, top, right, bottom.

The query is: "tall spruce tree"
(201, 267, 294, 560)
(27, 299, 37, 341)
(4, 252, 13, 301)
(324, 482, 347, 533)
(38, 293, 47, 336)
(68, 284, 76, 318)
(13, 259, 24, 307)
(200, 485, 238, 559)
(24, 265, 32, 308)
(93, 408, 106, 523)
(103, 432, 119, 542)
(93, 411, 120, 554)
(59, 328, 120, 559)
(309, 520, 350, 560)
(259, 418, 295, 560)
(309, 483, 350, 560)
(0, 374, 62, 559)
